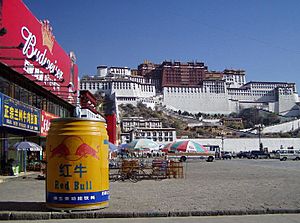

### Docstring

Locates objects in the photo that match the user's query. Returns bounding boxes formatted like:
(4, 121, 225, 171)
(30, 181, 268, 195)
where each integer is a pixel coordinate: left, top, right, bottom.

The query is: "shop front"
(0, 92, 41, 175)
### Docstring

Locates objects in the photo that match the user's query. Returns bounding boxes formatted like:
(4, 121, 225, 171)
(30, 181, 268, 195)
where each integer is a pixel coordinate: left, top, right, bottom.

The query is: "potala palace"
(80, 60, 300, 117)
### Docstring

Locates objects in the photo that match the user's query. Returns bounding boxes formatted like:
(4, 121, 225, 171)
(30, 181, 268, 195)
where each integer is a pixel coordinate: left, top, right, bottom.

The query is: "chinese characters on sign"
(55, 163, 91, 191)
(1, 93, 40, 132)
(47, 190, 109, 204)
(52, 194, 96, 202)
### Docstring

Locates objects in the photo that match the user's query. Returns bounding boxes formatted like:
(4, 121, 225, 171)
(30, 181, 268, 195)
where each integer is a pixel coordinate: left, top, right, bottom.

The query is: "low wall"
(189, 138, 300, 152)
(262, 119, 300, 133)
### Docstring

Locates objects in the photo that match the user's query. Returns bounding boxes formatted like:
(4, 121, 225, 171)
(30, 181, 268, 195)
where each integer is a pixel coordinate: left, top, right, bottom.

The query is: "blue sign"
(47, 190, 109, 204)
(1, 93, 40, 132)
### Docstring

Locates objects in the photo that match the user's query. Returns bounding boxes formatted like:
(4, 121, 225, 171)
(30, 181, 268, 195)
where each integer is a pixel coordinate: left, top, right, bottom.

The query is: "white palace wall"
(111, 85, 155, 98)
(262, 118, 300, 134)
(163, 87, 231, 114)
(278, 93, 300, 116)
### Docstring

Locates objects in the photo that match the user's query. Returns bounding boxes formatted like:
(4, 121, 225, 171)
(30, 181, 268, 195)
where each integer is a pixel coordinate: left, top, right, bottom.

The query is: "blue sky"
(23, 0, 300, 90)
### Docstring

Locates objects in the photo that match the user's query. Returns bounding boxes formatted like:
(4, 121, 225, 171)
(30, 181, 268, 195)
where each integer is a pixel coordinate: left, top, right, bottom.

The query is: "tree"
(196, 112, 203, 118)
(238, 108, 261, 128)
(262, 113, 280, 126)
(182, 111, 190, 116)
(279, 132, 292, 138)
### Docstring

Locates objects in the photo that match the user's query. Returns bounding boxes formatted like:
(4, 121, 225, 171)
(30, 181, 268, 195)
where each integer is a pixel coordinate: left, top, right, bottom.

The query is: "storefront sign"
(40, 110, 59, 137)
(1, 93, 40, 133)
(0, 0, 78, 105)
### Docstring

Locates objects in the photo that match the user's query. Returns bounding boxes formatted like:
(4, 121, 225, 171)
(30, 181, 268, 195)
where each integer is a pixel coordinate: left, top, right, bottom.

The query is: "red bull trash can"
(46, 118, 109, 210)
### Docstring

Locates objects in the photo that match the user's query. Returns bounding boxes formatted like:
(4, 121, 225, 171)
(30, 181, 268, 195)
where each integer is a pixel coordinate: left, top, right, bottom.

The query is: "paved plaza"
(0, 159, 300, 220)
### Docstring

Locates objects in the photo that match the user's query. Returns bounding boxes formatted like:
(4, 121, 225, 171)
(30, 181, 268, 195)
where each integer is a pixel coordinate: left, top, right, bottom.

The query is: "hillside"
(118, 103, 300, 139)
(118, 103, 236, 138)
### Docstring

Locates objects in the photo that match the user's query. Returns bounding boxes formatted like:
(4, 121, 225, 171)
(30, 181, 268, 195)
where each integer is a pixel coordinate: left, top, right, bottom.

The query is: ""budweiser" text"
(21, 26, 64, 80)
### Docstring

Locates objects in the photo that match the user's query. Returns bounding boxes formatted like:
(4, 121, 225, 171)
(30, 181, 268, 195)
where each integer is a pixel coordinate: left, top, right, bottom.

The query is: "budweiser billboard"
(40, 110, 58, 137)
(0, 0, 78, 105)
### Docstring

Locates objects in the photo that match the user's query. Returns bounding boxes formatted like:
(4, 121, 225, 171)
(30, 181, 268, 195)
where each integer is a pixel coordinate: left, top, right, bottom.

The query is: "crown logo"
(41, 20, 55, 53)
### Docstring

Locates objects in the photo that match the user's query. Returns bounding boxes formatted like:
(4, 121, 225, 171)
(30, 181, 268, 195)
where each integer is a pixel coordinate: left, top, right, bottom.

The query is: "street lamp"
(221, 134, 224, 152)
(217, 131, 225, 159)
(255, 124, 264, 151)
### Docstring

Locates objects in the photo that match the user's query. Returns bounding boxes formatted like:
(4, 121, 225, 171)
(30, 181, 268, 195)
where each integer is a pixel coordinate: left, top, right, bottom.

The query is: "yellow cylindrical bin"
(46, 118, 109, 210)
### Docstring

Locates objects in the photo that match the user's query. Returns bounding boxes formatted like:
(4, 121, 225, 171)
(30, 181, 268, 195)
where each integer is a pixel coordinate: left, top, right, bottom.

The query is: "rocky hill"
(119, 103, 233, 138)
(118, 103, 300, 139)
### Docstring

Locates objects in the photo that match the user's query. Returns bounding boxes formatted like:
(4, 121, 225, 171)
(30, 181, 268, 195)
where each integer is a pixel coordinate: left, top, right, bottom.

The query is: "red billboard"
(0, 0, 78, 105)
(40, 110, 59, 137)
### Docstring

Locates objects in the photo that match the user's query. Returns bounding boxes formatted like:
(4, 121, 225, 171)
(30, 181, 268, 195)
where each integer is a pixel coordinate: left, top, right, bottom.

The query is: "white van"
(277, 149, 300, 161)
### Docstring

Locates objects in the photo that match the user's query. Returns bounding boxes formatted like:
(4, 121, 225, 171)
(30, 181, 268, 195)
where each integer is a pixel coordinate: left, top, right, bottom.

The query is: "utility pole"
(255, 124, 264, 151)
(258, 127, 262, 150)
(221, 134, 224, 152)
(219, 131, 225, 159)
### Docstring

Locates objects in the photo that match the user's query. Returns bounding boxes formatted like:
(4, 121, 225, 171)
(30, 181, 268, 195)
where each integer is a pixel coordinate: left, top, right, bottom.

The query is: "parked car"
(277, 149, 300, 161)
(231, 152, 238, 159)
(236, 151, 250, 158)
(247, 150, 270, 159)
(221, 151, 232, 160)
(269, 150, 279, 159)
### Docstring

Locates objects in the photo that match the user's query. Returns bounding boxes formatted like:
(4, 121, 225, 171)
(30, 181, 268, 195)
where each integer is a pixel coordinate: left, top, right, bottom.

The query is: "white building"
(121, 117, 162, 132)
(163, 78, 300, 116)
(80, 108, 105, 121)
(80, 65, 156, 110)
(121, 128, 177, 144)
(119, 116, 176, 144)
(97, 65, 131, 78)
(222, 69, 246, 88)
(80, 65, 300, 117)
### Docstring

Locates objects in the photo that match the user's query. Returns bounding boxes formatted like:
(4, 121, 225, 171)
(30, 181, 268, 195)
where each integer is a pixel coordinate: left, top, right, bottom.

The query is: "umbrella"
(126, 139, 159, 152)
(13, 141, 42, 151)
(108, 142, 119, 152)
(12, 141, 42, 176)
(162, 140, 209, 153)
(119, 143, 129, 149)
